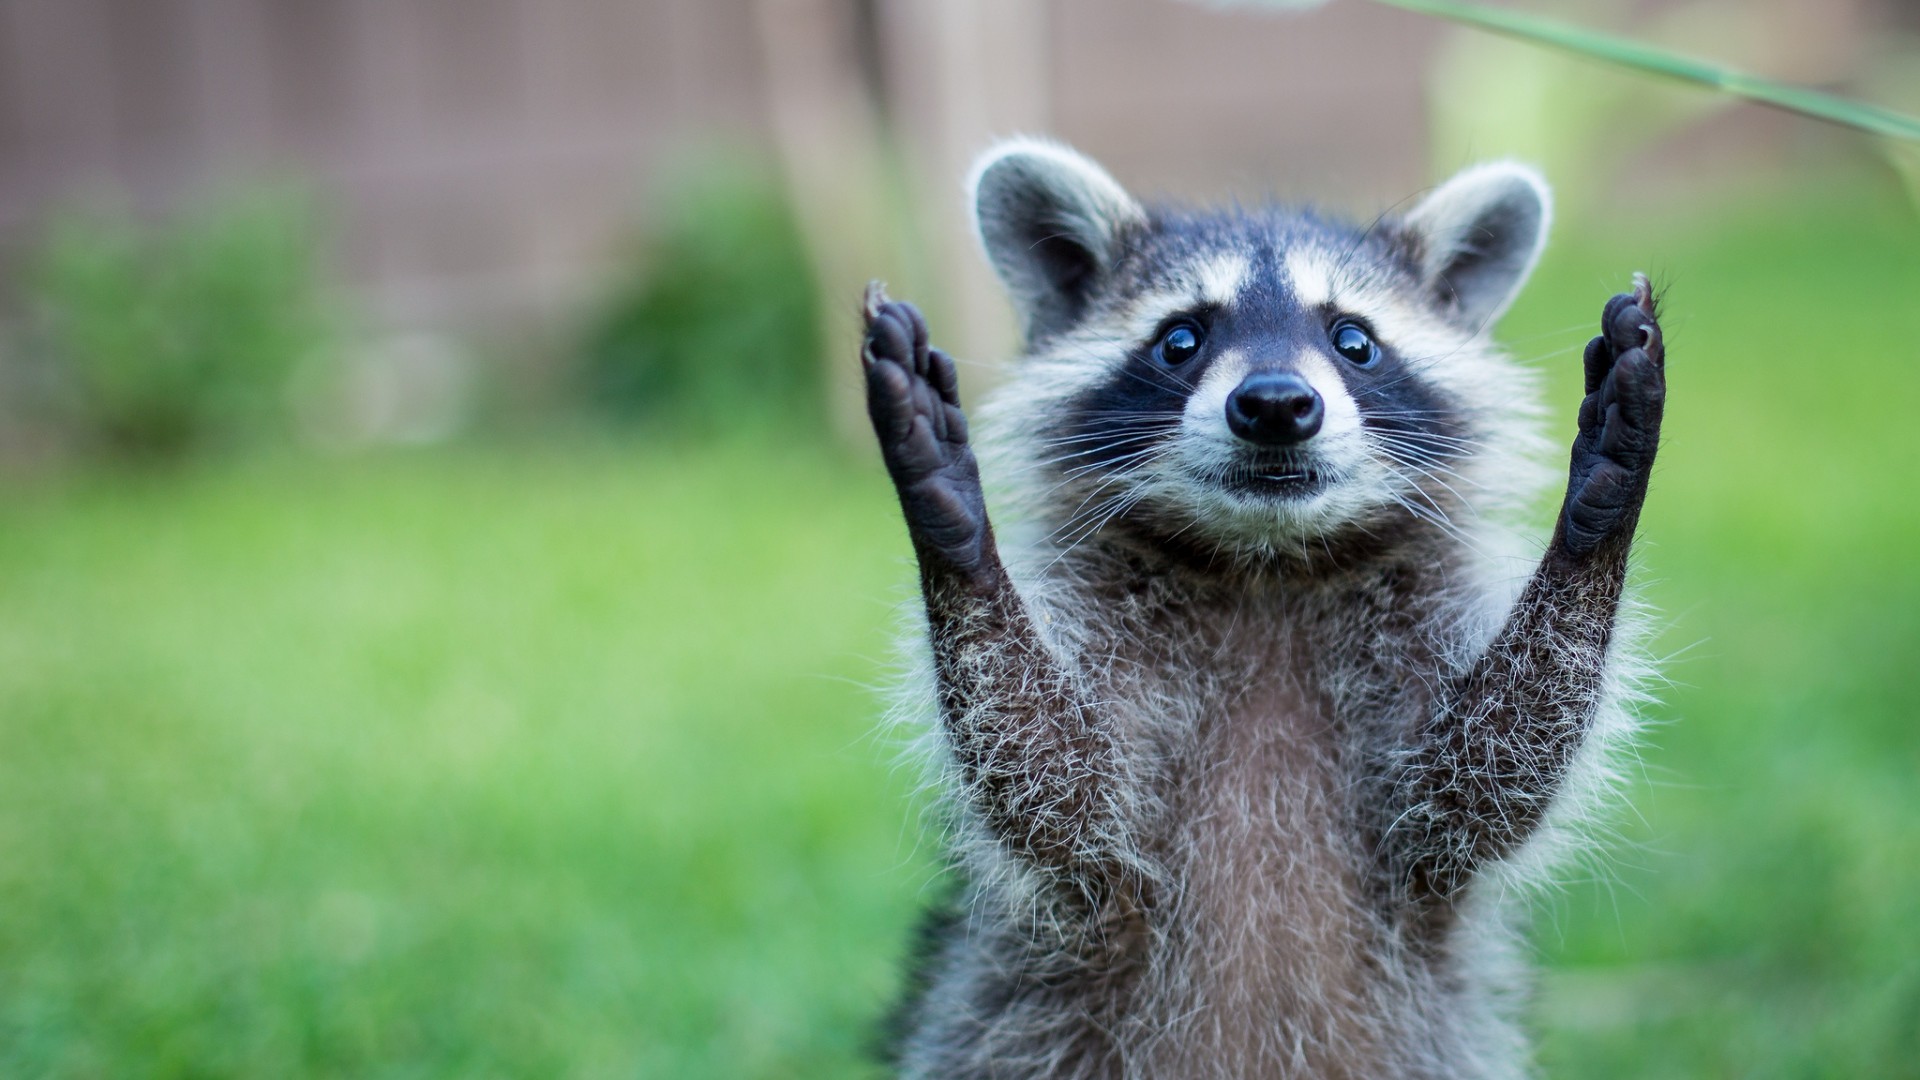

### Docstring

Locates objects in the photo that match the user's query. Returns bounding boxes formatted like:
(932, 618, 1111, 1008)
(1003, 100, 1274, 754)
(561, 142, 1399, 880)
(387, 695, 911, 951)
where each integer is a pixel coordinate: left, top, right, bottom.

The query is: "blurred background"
(0, 0, 1916, 1075)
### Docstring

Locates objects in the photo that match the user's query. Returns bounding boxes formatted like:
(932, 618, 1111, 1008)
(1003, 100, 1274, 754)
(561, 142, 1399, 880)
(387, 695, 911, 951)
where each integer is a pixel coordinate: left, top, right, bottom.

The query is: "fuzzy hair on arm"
(863, 284, 1145, 904)
(1386, 534, 1630, 905)
(1387, 277, 1665, 907)
(919, 557, 1150, 908)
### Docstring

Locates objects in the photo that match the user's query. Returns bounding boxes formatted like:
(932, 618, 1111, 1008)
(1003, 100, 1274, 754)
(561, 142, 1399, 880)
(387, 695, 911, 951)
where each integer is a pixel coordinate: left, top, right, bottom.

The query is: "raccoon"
(861, 138, 1666, 1079)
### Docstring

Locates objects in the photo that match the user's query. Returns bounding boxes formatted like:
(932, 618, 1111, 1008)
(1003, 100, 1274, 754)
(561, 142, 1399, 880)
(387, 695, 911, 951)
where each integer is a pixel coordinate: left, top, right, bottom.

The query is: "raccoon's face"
(970, 140, 1552, 561)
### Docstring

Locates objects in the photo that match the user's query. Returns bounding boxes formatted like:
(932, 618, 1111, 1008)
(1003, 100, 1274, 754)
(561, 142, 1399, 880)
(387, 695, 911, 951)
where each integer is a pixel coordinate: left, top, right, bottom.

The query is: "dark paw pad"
(1563, 274, 1667, 556)
(862, 282, 990, 575)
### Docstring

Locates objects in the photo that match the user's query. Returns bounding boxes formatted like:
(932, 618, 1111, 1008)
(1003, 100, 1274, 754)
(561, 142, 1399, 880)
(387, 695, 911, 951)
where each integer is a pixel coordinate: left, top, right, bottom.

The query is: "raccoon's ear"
(969, 139, 1146, 339)
(1399, 162, 1552, 331)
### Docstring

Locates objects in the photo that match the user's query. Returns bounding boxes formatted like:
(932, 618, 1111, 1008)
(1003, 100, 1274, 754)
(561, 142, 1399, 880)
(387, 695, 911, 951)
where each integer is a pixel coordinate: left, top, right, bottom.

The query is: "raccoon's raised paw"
(1560, 274, 1666, 557)
(862, 282, 993, 578)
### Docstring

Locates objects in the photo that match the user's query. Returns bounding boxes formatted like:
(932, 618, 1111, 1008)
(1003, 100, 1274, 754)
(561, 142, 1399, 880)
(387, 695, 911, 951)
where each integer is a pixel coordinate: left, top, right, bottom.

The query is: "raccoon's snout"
(1226, 373, 1324, 446)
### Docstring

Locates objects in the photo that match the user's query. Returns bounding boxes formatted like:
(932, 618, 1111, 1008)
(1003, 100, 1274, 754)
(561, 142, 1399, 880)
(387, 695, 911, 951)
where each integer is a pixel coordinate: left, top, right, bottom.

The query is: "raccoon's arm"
(1392, 279, 1665, 902)
(862, 287, 1129, 881)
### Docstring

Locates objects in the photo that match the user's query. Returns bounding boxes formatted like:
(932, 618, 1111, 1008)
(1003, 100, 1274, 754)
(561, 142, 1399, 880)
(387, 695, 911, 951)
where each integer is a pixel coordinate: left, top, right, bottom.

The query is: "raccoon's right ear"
(969, 139, 1146, 340)
(1398, 162, 1552, 332)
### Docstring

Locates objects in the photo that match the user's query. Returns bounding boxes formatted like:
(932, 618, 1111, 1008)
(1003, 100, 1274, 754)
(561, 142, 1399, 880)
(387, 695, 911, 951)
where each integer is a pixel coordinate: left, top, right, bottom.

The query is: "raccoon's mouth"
(1210, 460, 1329, 499)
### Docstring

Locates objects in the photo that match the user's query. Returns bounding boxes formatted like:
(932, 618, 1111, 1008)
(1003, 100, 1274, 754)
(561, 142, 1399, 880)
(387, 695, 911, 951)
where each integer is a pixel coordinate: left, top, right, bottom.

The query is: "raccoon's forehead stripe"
(1194, 253, 1252, 307)
(1285, 245, 1470, 359)
(1104, 253, 1253, 341)
(1285, 248, 1335, 310)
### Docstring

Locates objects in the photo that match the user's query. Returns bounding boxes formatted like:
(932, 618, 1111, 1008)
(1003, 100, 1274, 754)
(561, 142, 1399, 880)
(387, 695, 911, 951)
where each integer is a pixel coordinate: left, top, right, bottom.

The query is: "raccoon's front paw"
(1560, 274, 1666, 557)
(862, 283, 994, 579)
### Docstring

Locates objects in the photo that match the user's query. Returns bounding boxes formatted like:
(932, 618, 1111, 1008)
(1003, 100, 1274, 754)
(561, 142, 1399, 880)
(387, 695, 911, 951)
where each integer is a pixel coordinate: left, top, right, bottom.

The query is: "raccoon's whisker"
(1368, 422, 1484, 440)
(1360, 406, 1460, 418)
(1045, 493, 1132, 563)
(1039, 410, 1186, 425)
(1371, 420, 1493, 448)
(1358, 363, 1478, 399)
(1374, 450, 1471, 517)
(1376, 465, 1491, 558)
(1388, 491, 1482, 556)
(1036, 452, 1152, 481)
(1373, 438, 1482, 462)
(1072, 486, 1148, 544)
(1370, 445, 1453, 478)
(1061, 448, 1163, 480)
(1361, 406, 1484, 426)
(1372, 438, 1485, 476)
(1000, 427, 1167, 479)
(1046, 447, 1170, 544)
(1031, 436, 1160, 465)
(1374, 436, 1487, 473)
(1047, 466, 1151, 541)
(1022, 440, 1164, 489)
(1031, 419, 1184, 449)
(1376, 450, 1485, 513)
(1048, 484, 1155, 568)
(1050, 452, 1164, 490)
(1032, 431, 1177, 451)
(1157, 513, 1206, 549)
(1385, 463, 1483, 504)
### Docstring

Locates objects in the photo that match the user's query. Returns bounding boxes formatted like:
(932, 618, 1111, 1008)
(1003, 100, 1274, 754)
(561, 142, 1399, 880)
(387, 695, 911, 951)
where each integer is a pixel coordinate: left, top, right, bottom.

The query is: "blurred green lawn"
(2, 180, 1917, 1078)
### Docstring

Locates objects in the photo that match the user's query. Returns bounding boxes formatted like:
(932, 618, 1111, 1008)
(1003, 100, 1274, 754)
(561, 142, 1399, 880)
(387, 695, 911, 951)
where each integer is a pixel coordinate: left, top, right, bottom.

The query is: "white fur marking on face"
(1285, 249, 1335, 309)
(1110, 288, 1199, 344)
(1196, 253, 1252, 307)
(1117, 255, 1251, 340)
(1282, 245, 1479, 373)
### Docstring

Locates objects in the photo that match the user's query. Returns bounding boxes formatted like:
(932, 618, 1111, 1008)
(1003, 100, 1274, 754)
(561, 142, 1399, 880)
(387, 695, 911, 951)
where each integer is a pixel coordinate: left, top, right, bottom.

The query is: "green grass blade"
(1228, 0, 1920, 144)
(1379, 0, 1920, 142)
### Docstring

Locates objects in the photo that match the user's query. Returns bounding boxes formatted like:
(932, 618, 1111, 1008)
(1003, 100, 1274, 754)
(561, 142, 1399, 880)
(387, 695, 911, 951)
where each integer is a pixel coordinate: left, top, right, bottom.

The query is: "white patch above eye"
(1284, 248, 1334, 309)
(1282, 244, 1476, 369)
(1195, 253, 1251, 308)
(1108, 254, 1251, 340)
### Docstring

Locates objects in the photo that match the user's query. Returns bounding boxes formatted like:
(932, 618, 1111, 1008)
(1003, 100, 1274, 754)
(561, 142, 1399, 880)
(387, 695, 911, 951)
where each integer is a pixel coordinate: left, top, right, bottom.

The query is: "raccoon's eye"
(1331, 321, 1378, 367)
(1155, 322, 1203, 366)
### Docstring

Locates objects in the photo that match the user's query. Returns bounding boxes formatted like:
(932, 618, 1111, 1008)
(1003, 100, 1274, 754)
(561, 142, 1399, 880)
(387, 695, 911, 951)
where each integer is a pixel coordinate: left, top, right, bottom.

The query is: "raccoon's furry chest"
(1042, 564, 1455, 1071)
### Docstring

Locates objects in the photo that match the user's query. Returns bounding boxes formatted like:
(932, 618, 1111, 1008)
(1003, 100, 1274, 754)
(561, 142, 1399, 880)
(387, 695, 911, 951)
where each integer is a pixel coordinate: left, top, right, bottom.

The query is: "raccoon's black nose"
(1226, 373, 1324, 446)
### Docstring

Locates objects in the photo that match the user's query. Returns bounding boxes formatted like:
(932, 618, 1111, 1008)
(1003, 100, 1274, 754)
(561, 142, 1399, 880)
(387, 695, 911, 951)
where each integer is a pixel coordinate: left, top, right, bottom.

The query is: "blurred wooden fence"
(0, 0, 1453, 337)
(3, 0, 1889, 418)
(0, 0, 771, 332)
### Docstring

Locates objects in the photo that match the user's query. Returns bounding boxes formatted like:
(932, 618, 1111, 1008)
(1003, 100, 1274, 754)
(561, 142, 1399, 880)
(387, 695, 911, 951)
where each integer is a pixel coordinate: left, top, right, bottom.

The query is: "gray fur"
(870, 140, 1662, 1080)
(971, 139, 1149, 341)
(1400, 163, 1553, 331)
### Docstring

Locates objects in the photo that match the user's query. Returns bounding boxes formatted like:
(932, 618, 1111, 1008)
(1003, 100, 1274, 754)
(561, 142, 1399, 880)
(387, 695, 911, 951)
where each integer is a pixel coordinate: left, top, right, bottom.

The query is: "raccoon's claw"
(1561, 275, 1666, 557)
(862, 283, 992, 578)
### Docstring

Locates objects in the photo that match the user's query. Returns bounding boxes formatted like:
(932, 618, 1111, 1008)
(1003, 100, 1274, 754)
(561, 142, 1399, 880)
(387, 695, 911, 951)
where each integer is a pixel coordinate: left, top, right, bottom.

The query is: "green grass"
(0, 442, 926, 1077)
(1511, 183, 1920, 1077)
(2, 179, 1918, 1077)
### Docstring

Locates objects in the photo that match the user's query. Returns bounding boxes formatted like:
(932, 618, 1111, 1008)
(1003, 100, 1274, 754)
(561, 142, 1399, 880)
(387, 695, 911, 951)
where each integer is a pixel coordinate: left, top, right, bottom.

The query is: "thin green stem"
(1241, 0, 1920, 144)
(1375, 0, 1920, 142)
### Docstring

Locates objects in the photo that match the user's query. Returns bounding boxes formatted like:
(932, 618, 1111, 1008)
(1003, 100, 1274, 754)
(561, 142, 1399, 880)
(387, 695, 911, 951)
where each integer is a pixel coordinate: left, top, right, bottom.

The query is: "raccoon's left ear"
(969, 138, 1147, 341)
(1398, 162, 1552, 331)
